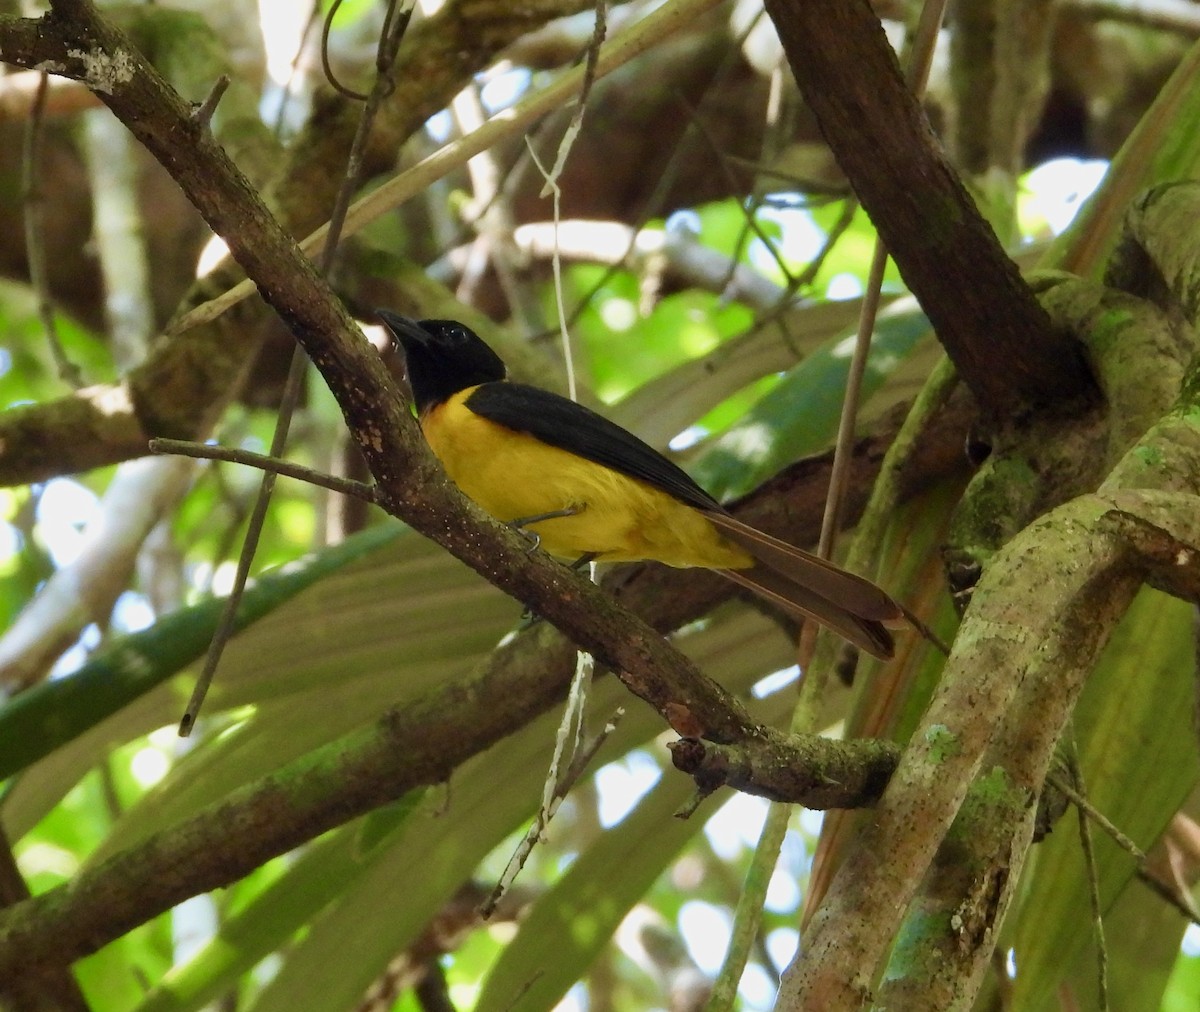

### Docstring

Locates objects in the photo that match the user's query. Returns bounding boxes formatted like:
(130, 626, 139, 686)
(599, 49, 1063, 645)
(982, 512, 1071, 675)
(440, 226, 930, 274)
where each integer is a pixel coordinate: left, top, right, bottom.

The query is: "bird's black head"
(377, 311, 507, 412)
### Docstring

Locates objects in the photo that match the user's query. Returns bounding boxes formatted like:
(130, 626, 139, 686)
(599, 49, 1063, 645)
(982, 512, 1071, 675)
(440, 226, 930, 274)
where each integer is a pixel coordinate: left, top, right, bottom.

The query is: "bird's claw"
(506, 505, 584, 555)
(507, 523, 541, 554)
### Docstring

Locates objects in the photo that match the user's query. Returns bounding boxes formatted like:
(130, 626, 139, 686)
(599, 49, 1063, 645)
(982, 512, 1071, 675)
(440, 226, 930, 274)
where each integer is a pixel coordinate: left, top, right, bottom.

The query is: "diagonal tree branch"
(761, 0, 1096, 419)
(0, 641, 898, 983)
(0, 0, 624, 488)
(9, 0, 760, 737)
(0, 402, 966, 985)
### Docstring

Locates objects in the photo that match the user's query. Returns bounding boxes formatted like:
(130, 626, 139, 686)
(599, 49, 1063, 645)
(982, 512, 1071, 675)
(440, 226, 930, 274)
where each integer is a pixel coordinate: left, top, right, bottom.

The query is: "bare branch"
(761, 0, 1097, 418)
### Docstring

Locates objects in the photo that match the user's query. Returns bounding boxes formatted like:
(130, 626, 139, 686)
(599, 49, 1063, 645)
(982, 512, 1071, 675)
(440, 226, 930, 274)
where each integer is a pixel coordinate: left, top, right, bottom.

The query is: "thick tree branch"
(0, 648, 596, 981)
(0, 590, 890, 982)
(892, 508, 1200, 1009)
(779, 489, 1200, 1008)
(761, 0, 1096, 419)
(0, 384, 145, 484)
(669, 735, 898, 806)
(778, 182, 1200, 1003)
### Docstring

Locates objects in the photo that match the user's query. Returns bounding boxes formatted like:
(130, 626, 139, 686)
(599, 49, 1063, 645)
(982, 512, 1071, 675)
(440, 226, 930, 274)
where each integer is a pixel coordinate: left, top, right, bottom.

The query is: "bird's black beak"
(375, 310, 429, 349)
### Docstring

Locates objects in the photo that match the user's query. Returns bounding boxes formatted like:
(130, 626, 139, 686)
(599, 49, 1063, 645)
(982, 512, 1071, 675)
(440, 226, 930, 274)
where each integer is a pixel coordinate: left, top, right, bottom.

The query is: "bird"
(377, 311, 904, 659)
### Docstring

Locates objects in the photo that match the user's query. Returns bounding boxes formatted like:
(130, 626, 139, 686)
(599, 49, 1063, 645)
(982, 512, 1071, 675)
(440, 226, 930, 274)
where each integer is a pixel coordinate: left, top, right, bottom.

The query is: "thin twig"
(536, 0, 607, 200)
(190, 74, 230, 128)
(482, 709, 622, 918)
(1066, 753, 1109, 1012)
(707, 802, 790, 1010)
(558, 7, 776, 332)
(321, 0, 370, 101)
(528, 0, 606, 399)
(819, 242, 888, 550)
(322, 1, 411, 268)
(725, 156, 851, 195)
(684, 97, 795, 288)
(1047, 764, 1200, 922)
(1136, 867, 1200, 927)
(149, 438, 378, 502)
(23, 70, 82, 388)
(494, 2, 608, 911)
(179, 1, 412, 735)
(785, 0, 952, 965)
(178, 352, 306, 737)
(1044, 772, 1146, 861)
(810, 0, 947, 575)
(792, 198, 857, 291)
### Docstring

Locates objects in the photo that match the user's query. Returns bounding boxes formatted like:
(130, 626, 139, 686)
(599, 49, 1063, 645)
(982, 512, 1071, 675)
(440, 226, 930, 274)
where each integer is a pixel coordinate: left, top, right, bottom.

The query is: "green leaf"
(234, 611, 794, 1012)
(1004, 590, 1200, 1008)
(608, 296, 902, 448)
(1163, 952, 1200, 1012)
(80, 536, 522, 860)
(692, 303, 933, 500)
(133, 796, 424, 1012)
(0, 523, 403, 785)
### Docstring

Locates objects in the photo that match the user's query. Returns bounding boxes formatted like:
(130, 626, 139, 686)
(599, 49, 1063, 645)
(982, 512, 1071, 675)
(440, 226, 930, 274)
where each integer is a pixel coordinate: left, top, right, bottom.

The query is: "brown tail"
(707, 512, 901, 660)
(719, 565, 895, 659)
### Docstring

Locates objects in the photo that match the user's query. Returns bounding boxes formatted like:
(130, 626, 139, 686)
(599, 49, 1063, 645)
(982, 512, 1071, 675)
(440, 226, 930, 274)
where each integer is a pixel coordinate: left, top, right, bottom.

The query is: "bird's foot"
(506, 505, 584, 555)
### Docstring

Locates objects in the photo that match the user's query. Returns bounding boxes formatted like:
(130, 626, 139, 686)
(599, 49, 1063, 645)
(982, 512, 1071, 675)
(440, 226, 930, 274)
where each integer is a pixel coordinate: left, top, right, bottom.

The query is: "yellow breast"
(421, 389, 752, 569)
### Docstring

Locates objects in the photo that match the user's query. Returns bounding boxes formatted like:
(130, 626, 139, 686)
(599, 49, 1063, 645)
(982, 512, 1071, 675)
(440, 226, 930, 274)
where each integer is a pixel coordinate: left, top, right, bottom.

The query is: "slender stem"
(149, 439, 377, 502)
(23, 69, 82, 388)
(178, 5, 412, 735)
(166, 0, 728, 337)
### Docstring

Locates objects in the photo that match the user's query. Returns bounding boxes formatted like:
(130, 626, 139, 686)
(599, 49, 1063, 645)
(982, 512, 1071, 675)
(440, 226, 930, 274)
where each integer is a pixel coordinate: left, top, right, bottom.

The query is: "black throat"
(379, 313, 507, 413)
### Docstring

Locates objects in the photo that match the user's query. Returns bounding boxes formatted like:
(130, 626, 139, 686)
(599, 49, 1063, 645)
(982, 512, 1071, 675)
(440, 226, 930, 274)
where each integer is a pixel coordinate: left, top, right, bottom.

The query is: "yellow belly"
(422, 392, 752, 569)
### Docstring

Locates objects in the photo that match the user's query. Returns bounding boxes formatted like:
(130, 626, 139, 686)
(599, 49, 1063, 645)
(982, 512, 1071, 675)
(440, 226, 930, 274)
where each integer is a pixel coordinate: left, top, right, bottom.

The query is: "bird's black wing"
(464, 382, 721, 512)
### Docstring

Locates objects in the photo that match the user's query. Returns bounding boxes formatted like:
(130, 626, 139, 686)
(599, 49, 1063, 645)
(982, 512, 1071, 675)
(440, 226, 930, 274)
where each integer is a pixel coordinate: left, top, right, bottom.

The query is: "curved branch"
(779, 342, 1200, 1009)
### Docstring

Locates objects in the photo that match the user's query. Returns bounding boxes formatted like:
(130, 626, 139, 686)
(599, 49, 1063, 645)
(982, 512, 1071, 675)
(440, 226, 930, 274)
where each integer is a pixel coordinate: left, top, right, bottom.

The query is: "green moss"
(949, 456, 1041, 558)
(883, 907, 956, 983)
(1090, 307, 1137, 346)
(924, 724, 962, 762)
(948, 766, 1029, 847)
(971, 765, 1023, 807)
(1134, 445, 1166, 468)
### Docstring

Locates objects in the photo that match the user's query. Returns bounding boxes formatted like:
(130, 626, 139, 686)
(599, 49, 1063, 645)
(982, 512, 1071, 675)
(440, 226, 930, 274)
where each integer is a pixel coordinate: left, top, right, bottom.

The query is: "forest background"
(2, 0, 1200, 1009)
